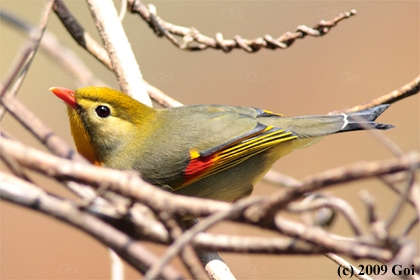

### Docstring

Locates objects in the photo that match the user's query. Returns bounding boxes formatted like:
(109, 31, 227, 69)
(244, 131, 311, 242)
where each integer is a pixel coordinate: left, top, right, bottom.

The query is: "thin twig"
(338, 113, 403, 157)
(109, 249, 124, 280)
(192, 232, 350, 255)
(330, 74, 420, 114)
(263, 170, 302, 188)
(144, 80, 183, 107)
(246, 153, 420, 223)
(0, 130, 33, 182)
(409, 183, 420, 230)
(288, 195, 364, 236)
(179, 219, 235, 280)
(325, 253, 372, 280)
(385, 152, 418, 229)
(7, 0, 54, 95)
(401, 216, 419, 236)
(379, 175, 418, 209)
(0, 0, 54, 119)
(0, 121, 122, 216)
(1, 8, 105, 88)
(359, 190, 389, 242)
(129, 0, 356, 53)
(274, 215, 392, 260)
(0, 89, 84, 162)
(118, 0, 127, 22)
(299, 193, 336, 228)
(359, 189, 379, 225)
(159, 214, 210, 280)
(375, 239, 418, 280)
(53, 0, 112, 69)
(145, 197, 261, 279)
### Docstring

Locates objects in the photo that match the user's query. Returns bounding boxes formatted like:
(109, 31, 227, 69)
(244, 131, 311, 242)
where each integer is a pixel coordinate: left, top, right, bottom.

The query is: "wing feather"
(180, 124, 297, 188)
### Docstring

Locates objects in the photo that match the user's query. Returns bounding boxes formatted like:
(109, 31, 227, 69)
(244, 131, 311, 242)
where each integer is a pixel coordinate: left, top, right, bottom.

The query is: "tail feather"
(339, 104, 394, 132)
(259, 104, 394, 138)
(348, 104, 390, 121)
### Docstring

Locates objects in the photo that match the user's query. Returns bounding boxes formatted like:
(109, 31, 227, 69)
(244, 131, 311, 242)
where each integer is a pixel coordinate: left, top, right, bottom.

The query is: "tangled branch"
(128, 0, 356, 52)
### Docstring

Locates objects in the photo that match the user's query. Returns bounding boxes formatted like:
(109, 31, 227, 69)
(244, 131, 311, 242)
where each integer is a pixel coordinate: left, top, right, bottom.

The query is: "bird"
(50, 86, 394, 202)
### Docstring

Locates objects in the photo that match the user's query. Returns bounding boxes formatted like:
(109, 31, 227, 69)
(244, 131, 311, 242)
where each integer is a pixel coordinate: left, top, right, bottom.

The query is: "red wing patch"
(180, 125, 297, 188)
(183, 151, 217, 185)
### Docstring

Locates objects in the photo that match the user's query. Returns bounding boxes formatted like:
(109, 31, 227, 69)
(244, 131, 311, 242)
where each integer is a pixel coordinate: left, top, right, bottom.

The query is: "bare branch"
(0, 90, 83, 161)
(401, 216, 419, 236)
(193, 233, 347, 255)
(145, 198, 262, 279)
(330, 74, 420, 114)
(204, 260, 236, 280)
(379, 175, 418, 208)
(0, 0, 54, 119)
(53, 0, 112, 70)
(86, 0, 151, 105)
(385, 157, 417, 229)
(0, 136, 231, 217)
(375, 239, 418, 280)
(0, 130, 33, 181)
(160, 214, 210, 280)
(287, 195, 364, 236)
(246, 153, 420, 223)
(359, 190, 389, 242)
(0, 89, 104, 202)
(144, 80, 183, 107)
(274, 215, 392, 260)
(263, 170, 302, 188)
(1, 8, 105, 88)
(128, 0, 356, 53)
(0, 172, 182, 279)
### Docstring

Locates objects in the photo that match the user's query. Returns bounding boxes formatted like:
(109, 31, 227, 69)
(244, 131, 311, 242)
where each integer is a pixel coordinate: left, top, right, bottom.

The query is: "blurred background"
(1, 1, 418, 279)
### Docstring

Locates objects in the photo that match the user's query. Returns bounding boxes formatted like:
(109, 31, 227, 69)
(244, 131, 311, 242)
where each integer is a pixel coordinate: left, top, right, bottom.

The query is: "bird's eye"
(95, 105, 110, 118)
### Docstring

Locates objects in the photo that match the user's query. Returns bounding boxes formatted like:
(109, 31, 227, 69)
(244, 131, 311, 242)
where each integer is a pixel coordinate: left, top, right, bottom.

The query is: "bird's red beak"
(50, 87, 77, 109)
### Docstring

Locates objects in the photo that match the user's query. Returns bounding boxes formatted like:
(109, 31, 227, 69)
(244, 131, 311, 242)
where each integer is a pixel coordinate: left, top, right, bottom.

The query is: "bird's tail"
(338, 104, 394, 133)
(260, 104, 394, 139)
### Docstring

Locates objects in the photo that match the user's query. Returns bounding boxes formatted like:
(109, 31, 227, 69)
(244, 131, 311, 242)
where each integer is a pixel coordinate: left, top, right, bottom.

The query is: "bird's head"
(50, 86, 156, 166)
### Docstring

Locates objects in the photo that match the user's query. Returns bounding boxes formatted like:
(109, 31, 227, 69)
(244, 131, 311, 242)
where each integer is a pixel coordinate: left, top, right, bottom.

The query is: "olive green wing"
(172, 106, 296, 189)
